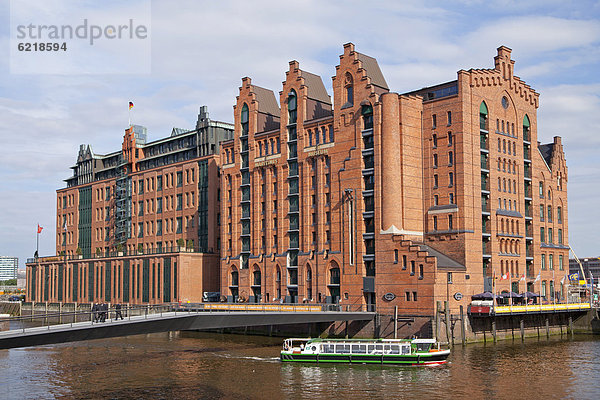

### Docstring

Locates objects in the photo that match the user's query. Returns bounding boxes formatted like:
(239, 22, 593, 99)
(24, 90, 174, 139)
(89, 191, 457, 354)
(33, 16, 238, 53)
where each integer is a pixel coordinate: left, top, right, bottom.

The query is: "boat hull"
(280, 351, 449, 365)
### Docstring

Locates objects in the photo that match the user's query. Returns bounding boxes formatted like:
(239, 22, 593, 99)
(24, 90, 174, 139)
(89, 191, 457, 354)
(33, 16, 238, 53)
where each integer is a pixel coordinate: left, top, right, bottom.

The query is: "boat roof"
(285, 338, 434, 343)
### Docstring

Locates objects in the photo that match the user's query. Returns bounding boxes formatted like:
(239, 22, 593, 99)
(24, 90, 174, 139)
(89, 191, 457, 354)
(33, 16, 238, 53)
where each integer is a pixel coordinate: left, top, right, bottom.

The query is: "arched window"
(305, 265, 313, 301)
(253, 269, 261, 286)
(308, 129, 313, 146)
(276, 266, 282, 300)
(523, 115, 530, 141)
(344, 73, 353, 106)
(479, 102, 488, 130)
(258, 142, 263, 156)
(362, 104, 373, 130)
(288, 90, 297, 124)
(329, 265, 341, 303)
(231, 269, 239, 286)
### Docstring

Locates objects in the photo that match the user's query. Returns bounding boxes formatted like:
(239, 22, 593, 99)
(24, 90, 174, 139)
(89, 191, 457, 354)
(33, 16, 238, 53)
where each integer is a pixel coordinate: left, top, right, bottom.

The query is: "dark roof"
(253, 86, 280, 116)
(356, 52, 389, 90)
(419, 245, 465, 270)
(539, 143, 554, 167)
(301, 71, 331, 104)
(496, 209, 523, 218)
(427, 204, 459, 213)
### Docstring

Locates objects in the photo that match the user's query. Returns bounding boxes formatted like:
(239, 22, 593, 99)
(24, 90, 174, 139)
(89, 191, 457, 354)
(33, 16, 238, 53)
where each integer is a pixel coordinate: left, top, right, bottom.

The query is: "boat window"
(352, 345, 367, 354)
(390, 345, 400, 354)
(335, 344, 350, 354)
(368, 345, 376, 353)
(376, 345, 383, 352)
(402, 345, 410, 355)
(384, 345, 391, 354)
(416, 343, 431, 352)
(311, 346, 317, 351)
(322, 344, 335, 353)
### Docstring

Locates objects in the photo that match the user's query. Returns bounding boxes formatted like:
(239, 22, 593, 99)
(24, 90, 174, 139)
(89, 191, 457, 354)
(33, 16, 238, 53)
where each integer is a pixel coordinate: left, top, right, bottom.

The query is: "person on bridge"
(115, 303, 124, 320)
(92, 303, 99, 323)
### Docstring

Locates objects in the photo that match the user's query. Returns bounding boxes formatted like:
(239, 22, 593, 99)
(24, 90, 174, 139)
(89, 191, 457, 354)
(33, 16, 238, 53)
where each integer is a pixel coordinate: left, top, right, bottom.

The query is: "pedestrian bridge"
(0, 303, 375, 350)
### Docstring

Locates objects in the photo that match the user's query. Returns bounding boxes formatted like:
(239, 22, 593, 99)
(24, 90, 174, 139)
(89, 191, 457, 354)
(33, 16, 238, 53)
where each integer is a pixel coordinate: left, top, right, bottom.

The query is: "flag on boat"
(37, 224, 43, 234)
(568, 272, 579, 281)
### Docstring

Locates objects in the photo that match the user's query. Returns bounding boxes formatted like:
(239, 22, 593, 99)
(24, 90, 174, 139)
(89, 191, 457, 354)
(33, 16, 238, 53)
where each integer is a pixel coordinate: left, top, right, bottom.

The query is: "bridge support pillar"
(520, 319, 524, 341)
(492, 319, 497, 343)
(546, 318, 550, 338)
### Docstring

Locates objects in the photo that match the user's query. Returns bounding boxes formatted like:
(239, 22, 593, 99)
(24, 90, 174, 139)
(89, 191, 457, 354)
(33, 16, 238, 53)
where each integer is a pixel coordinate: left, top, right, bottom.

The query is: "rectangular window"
(448, 151, 453, 166)
(449, 193, 454, 204)
(559, 255, 564, 271)
(548, 228, 553, 244)
(413, 291, 418, 301)
(410, 261, 415, 275)
(432, 134, 437, 148)
(447, 111, 452, 126)
(447, 272, 453, 283)
(139, 180, 144, 194)
(549, 254, 554, 270)
(419, 264, 423, 279)
(157, 220, 162, 236)
(540, 227, 545, 243)
(558, 229, 563, 244)
(540, 205, 545, 221)
(448, 132, 453, 146)
(177, 194, 182, 211)
(448, 214, 453, 230)
(433, 154, 438, 168)
(157, 198, 162, 213)
(433, 174, 438, 188)
(406, 291, 411, 301)
(177, 171, 183, 187)
(449, 172, 454, 187)
(547, 206, 552, 222)
(541, 254, 546, 270)
(433, 216, 438, 231)
(157, 176, 162, 191)
(432, 114, 437, 129)
(433, 195, 438, 206)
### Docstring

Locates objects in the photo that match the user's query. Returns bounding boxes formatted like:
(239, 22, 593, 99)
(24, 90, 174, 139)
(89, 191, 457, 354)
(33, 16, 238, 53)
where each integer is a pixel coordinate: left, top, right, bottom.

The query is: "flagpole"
(36, 226, 39, 259)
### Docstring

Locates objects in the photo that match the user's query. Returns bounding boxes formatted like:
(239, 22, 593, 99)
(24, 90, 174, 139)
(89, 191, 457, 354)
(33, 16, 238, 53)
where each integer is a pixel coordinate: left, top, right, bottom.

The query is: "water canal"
(1, 332, 599, 399)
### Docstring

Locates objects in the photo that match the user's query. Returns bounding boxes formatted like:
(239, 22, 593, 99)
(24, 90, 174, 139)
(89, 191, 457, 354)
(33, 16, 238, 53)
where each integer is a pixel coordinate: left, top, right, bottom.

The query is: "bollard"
(460, 305, 466, 345)
(520, 319, 524, 341)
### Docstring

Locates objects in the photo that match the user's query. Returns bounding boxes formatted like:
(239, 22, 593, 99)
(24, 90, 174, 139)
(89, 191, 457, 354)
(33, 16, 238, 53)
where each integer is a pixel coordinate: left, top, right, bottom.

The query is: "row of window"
(497, 138, 517, 155)
(499, 239, 520, 255)
(541, 253, 565, 271)
(497, 158, 519, 174)
(431, 111, 452, 129)
(432, 132, 453, 148)
(496, 119, 517, 137)
(432, 173, 454, 188)
(500, 259, 520, 277)
(433, 193, 455, 206)
(432, 151, 453, 168)
(393, 253, 425, 280)
(498, 177, 518, 194)
(432, 214, 454, 231)
(59, 194, 76, 209)
(540, 204, 562, 224)
(540, 227, 564, 245)
(498, 198, 519, 212)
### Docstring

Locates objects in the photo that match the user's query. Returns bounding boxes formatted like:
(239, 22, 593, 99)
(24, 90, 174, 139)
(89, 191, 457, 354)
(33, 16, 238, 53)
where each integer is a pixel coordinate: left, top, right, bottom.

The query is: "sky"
(0, 0, 599, 270)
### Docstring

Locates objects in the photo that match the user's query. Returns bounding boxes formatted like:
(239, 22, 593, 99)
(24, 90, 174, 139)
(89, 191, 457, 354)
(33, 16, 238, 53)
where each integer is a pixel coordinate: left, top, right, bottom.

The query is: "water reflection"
(1, 333, 598, 399)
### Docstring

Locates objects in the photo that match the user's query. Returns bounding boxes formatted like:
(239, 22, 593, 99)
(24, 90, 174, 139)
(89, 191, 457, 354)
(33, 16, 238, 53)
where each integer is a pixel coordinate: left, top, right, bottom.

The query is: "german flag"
(129, 101, 134, 110)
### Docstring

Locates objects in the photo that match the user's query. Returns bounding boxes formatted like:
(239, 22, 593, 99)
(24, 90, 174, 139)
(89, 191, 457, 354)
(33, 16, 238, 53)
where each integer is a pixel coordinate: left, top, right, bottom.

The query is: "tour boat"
(280, 337, 450, 365)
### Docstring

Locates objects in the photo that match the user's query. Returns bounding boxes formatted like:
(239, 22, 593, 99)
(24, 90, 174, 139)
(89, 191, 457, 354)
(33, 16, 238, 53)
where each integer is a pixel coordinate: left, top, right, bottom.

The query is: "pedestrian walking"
(100, 303, 107, 322)
(115, 303, 124, 320)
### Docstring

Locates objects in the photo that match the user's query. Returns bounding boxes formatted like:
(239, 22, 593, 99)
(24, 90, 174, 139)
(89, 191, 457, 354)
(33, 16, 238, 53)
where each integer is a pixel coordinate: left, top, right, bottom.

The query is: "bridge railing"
(1, 302, 376, 335)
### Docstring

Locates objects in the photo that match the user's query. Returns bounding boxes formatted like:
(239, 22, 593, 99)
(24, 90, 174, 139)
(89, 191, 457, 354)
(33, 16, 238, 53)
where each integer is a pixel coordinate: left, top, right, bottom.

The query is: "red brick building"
(220, 44, 569, 316)
(27, 44, 569, 318)
(26, 107, 233, 304)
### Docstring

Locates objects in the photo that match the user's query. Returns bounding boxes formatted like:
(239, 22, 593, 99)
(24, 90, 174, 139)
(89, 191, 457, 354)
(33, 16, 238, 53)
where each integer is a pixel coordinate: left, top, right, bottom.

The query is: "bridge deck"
(0, 309, 375, 350)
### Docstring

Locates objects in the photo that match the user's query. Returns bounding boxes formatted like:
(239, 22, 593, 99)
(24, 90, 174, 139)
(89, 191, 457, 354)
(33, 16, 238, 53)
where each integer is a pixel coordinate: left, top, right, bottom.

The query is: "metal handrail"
(1, 302, 376, 334)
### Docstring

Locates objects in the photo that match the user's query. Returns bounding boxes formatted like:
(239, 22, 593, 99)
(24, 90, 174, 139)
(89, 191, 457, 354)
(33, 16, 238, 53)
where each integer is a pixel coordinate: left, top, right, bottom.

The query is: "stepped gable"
(466, 45, 539, 108)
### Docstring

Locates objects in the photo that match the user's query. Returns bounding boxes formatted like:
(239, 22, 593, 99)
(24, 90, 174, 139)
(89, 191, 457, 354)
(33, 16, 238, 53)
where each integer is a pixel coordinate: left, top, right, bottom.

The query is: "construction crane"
(569, 244, 587, 285)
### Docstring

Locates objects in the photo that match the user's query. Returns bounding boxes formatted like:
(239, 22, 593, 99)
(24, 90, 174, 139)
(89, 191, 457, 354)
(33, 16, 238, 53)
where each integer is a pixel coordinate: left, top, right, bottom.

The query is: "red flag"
(37, 224, 43, 234)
